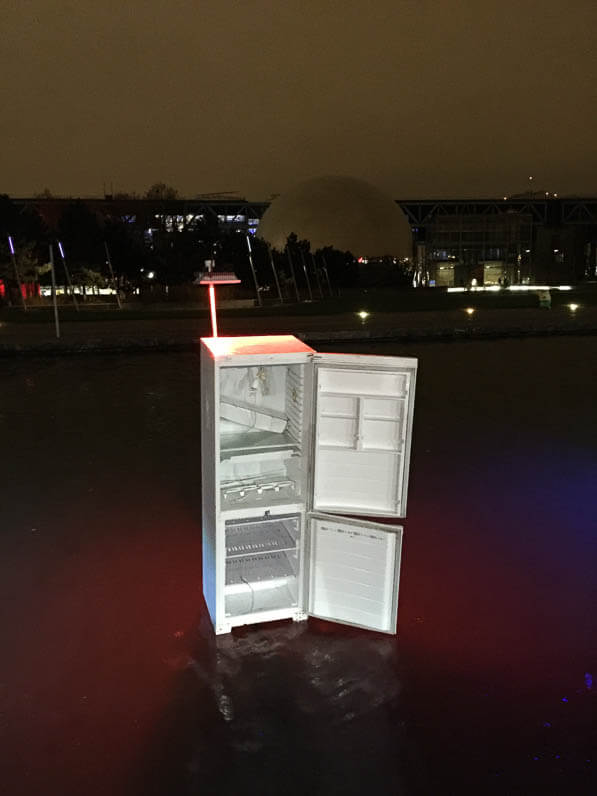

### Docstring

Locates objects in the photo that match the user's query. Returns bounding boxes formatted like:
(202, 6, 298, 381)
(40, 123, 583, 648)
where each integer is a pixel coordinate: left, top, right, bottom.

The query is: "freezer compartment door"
(306, 513, 402, 634)
(312, 353, 416, 518)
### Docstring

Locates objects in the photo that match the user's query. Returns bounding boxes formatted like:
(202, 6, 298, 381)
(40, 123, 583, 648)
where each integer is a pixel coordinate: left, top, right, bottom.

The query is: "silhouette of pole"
(57, 241, 79, 311)
(311, 253, 324, 298)
(245, 234, 262, 306)
(104, 242, 122, 309)
(299, 247, 313, 301)
(286, 247, 300, 302)
(49, 244, 60, 338)
(321, 253, 334, 295)
(267, 244, 283, 303)
(7, 236, 27, 311)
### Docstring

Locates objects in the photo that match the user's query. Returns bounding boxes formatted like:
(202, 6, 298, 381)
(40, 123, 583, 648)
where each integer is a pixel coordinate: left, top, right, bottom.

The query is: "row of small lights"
(464, 304, 579, 314)
(356, 304, 580, 321)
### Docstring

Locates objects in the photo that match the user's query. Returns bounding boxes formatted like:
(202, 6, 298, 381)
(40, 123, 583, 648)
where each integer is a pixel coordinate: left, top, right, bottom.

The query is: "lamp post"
(196, 260, 240, 337)
(7, 236, 27, 311)
(48, 244, 60, 338)
(57, 241, 79, 311)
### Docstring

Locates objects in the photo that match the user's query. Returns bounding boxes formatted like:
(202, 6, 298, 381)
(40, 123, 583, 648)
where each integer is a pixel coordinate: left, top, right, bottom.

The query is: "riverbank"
(2, 284, 597, 354)
(1, 303, 596, 354)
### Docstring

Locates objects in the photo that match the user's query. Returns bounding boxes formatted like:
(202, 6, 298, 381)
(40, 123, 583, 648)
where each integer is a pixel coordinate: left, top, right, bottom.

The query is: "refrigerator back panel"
(312, 356, 415, 517)
(307, 513, 402, 633)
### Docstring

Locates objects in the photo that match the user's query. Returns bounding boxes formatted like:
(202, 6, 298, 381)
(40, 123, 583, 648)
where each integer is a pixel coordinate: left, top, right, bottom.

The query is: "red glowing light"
(199, 272, 241, 285)
(198, 269, 241, 337)
(208, 284, 218, 337)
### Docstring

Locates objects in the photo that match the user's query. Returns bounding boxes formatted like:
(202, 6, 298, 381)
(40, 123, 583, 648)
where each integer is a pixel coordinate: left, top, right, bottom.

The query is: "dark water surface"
(1, 338, 596, 795)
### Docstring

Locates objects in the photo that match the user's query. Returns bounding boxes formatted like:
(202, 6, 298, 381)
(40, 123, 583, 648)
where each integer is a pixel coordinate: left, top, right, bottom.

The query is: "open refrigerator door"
(311, 353, 416, 518)
(306, 513, 402, 633)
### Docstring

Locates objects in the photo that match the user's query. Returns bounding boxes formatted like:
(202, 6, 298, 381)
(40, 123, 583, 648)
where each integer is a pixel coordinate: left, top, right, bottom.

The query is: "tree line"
(0, 185, 364, 305)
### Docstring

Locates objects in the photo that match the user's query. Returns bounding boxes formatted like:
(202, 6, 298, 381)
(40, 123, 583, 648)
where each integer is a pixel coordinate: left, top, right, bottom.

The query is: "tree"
(0, 195, 48, 304)
(57, 201, 105, 282)
(112, 191, 140, 200)
(104, 215, 149, 285)
(145, 183, 179, 201)
(317, 245, 358, 288)
(0, 194, 18, 234)
(0, 239, 40, 305)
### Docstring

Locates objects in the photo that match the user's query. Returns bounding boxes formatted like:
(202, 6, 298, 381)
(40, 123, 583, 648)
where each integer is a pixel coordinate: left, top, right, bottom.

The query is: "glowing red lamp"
(197, 266, 240, 337)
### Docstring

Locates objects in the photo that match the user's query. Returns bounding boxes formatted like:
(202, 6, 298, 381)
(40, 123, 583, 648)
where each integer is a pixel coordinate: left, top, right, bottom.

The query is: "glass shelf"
(220, 429, 300, 457)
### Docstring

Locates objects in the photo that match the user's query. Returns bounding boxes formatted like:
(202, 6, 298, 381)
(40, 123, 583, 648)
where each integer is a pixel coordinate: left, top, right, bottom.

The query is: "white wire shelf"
(226, 517, 298, 558)
(225, 551, 297, 585)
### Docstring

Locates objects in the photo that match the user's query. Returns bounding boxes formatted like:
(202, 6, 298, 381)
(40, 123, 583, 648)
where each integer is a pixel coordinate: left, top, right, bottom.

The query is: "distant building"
(401, 197, 597, 286)
(12, 194, 597, 285)
(257, 176, 412, 259)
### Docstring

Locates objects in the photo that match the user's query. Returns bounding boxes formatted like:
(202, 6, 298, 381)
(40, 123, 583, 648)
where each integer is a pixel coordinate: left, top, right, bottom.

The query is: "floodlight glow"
(147, 271, 155, 279)
(357, 311, 370, 320)
(568, 303, 579, 311)
(465, 307, 475, 315)
(509, 285, 551, 291)
(8, 236, 14, 255)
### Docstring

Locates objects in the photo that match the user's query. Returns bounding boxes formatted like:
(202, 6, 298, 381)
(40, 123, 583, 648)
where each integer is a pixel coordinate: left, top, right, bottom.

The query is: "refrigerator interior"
(219, 363, 305, 510)
(224, 514, 301, 618)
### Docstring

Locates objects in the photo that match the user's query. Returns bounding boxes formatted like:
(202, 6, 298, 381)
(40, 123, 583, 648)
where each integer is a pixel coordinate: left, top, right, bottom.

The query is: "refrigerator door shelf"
(311, 353, 416, 519)
(306, 512, 402, 634)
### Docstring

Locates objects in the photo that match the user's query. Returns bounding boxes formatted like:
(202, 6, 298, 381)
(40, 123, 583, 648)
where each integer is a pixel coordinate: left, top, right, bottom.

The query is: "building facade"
(13, 195, 597, 286)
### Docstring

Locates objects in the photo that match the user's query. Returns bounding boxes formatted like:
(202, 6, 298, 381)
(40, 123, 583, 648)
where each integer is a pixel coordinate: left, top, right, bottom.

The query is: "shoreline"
(1, 306, 597, 355)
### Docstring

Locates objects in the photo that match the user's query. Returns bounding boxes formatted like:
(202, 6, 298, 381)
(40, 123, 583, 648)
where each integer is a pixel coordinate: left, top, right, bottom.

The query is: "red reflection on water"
(1, 497, 203, 796)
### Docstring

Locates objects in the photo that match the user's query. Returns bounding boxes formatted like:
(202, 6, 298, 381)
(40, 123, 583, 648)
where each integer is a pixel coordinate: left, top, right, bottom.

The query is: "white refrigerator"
(200, 335, 417, 635)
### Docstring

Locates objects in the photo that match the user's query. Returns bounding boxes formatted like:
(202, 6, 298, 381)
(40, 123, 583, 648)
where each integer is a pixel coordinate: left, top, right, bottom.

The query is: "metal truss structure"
(560, 199, 597, 224)
(13, 196, 597, 230)
(397, 198, 597, 227)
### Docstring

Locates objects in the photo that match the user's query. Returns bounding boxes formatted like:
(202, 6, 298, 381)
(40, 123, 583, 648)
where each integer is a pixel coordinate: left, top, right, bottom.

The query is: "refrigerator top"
(201, 335, 316, 359)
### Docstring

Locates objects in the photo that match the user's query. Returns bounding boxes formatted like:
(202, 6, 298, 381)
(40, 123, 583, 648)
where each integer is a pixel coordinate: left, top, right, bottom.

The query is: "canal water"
(1, 337, 595, 795)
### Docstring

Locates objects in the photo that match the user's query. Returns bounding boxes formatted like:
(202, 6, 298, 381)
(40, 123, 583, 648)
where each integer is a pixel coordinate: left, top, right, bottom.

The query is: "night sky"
(3, 0, 596, 199)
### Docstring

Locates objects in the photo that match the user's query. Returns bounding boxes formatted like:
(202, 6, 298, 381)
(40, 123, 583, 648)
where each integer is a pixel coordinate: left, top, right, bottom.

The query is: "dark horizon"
(6, 190, 597, 203)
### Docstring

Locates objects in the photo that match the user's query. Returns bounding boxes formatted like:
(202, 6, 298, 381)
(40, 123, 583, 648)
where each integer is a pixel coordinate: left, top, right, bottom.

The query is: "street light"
(196, 260, 241, 337)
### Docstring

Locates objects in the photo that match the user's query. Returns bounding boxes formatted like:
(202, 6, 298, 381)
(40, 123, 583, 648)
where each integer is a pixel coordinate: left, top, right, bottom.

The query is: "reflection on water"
(159, 619, 407, 796)
(202, 622, 401, 731)
(1, 339, 596, 795)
